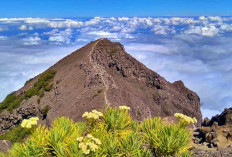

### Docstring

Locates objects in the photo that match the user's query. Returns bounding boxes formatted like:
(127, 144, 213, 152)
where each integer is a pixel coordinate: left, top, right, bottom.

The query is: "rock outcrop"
(0, 39, 202, 134)
(192, 108, 232, 155)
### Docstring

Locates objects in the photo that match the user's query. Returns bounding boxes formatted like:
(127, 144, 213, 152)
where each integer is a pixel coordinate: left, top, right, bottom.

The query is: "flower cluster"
(76, 134, 101, 155)
(82, 110, 103, 120)
(21, 117, 39, 129)
(119, 106, 130, 110)
(174, 113, 197, 125)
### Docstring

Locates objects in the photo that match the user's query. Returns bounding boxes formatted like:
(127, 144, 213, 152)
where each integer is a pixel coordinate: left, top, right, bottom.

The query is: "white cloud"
(85, 17, 104, 26)
(28, 26, 34, 30)
(208, 16, 222, 22)
(185, 25, 219, 37)
(48, 29, 72, 44)
(23, 36, 41, 45)
(19, 25, 27, 30)
(199, 16, 207, 21)
(202, 25, 219, 37)
(153, 25, 176, 35)
(76, 38, 88, 42)
(118, 17, 129, 21)
(126, 43, 175, 54)
(220, 24, 232, 32)
(43, 29, 59, 35)
(87, 31, 119, 39)
(0, 36, 7, 40)
(185, 26, 202, 35)
(48, 19, 83, 28)
(1, 16, 232, 119)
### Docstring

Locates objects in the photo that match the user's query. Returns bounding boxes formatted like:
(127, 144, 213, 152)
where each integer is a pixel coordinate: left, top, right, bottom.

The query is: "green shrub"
(0, 125, 32, 143)
(25, 70, 56, 99)
(0, 151, 6, 157)
(0, 70, 56, 113)
(103, 107, 132, 131)
(0, 93, 23, 113)
(41, 105, 51, 119)
(44, 83, 54, 92)
(97, 133, 121, 156)
(25, 87, 38, 99)
(24, 77, 34, 86)
(120, 133, 143, 156)
(142, 118, 191, 156)
(47, 117, 81, 156)
(92, 89, 103, 99)
(97, 89, 103, 94)
(2, 107, 193, 157)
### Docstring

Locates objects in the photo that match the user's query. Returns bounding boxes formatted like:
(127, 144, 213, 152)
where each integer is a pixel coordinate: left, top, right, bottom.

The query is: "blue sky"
(0, 16, 232, 119)
(1, 0, 232, 17)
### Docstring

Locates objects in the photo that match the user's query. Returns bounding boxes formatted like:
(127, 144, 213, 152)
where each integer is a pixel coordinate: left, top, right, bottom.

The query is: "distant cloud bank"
(0, 16, 232, 118)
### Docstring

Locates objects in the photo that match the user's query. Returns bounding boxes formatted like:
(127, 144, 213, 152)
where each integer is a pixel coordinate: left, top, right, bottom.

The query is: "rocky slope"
(0, 38, 202, 133)
(192, 108, 232, 156)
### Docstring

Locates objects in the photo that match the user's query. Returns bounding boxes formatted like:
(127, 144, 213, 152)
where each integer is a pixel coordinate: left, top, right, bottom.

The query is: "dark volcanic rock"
(0, 39, 202, 132)
(192, 108, 232, 154)
(206, 108, 232, 127)
(0, 104, 39, 134)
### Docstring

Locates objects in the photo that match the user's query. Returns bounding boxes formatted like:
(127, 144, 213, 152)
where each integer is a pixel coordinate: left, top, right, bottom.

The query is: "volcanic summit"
(0, 39, 202, 132)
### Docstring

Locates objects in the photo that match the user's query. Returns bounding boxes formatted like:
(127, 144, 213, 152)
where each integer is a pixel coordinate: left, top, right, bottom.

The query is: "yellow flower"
(25, 123, 32, 129)
(77, 134, 100, 154)
(87, 142, 98, 151)
(93, 138, 101, 145)
(76, 137, 84, 142)
(82, 112, 89, 118)
(174, 113, 197, 125)
(82, 110, 103, 120)
(21, 119, 29, 128)
(87, 134, 93, 139)
(83, 149, 90, 155)
(193, 117, 197, 123)
(29, 117, 39, 121)
(92, 110, 103, 117)
(30, 120, 38, 125)
(21, 117, 39, 129)
(119, 106, 130, 110)
(78, 142, 85, 149)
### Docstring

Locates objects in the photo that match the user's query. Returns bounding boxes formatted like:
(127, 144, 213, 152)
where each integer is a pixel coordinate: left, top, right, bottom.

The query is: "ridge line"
(88, 39, 110, 106)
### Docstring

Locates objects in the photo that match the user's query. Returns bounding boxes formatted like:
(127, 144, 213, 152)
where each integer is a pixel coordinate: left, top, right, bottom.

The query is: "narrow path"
(88, 39, 110, 105)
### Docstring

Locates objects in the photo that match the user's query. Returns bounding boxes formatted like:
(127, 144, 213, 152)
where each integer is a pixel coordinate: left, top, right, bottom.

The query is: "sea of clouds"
(0, 16, 232, 118)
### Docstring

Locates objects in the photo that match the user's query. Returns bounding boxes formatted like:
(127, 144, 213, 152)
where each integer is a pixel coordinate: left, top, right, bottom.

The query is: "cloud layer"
(0, 16, 232, 118)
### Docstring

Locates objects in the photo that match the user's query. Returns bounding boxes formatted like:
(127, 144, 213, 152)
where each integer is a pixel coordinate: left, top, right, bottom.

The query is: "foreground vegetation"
(0, 70, 56, 113)
(0, 106, 196, 157)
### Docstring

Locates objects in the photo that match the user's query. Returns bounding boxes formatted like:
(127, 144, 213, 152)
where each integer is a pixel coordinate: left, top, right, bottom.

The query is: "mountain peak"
(0, 39, 202, 134)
